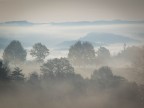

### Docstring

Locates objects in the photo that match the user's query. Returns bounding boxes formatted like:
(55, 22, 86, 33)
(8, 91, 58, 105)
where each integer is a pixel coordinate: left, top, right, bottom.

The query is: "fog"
(0, 21, 144, 108)
(0, 22, 144, 48)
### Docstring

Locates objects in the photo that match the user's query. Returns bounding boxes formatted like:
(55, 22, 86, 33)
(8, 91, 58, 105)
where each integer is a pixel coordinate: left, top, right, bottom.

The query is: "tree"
(117, 46, 144, 65)
(0, 60, 10, 81)
(28, 71, 40, 84)
(3, 40, 27, 64)
(68, 41, 96, 66)
(11, 67, 25, 82)
(41, 58, 74, 80)
(96, 47, 110, 64)
(30, 43, 49, 63)
(91, 66, 113, 81)
(91, 66, 126, 88)
(116, 46, 144, 83)
(97, 47, 110, 59)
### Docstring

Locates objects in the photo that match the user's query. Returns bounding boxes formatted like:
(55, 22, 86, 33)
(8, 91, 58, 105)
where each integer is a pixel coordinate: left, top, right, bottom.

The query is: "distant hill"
(0, 20, 144, 26)
(50, 20, 144, 26)
(58, 33, 139, 49)
(80, 33, 137, 43)
(0, 21, 34, 26)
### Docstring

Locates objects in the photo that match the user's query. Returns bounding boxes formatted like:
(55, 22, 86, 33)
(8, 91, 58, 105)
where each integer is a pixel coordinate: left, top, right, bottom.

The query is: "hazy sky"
(0, 0, 144, 22)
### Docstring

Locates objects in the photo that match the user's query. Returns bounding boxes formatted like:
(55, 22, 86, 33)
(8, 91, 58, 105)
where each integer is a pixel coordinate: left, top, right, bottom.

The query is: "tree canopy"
(91, 66, 126, 88)
(30, 43, 49, 63)
(97, 47, 110, 59)
(3, 40, 27, 64)
(11, 67, 25, 82)
(41, 58, 74, 80)
(68, 41, 96, 65)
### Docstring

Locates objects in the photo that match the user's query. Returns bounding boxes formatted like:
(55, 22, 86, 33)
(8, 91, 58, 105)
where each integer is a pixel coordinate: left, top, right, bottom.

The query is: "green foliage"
(3, 40, 27, 64)
(30, 43, 49, 63)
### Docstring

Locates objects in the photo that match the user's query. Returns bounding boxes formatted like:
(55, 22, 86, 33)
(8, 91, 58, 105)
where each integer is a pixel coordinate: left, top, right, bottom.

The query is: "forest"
(0, 40, 144, 108)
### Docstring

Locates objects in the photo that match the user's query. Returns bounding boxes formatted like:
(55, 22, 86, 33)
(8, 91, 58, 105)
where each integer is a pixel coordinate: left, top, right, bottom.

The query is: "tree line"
(2, 40, 111, 65)
(0, 40, 144, 108)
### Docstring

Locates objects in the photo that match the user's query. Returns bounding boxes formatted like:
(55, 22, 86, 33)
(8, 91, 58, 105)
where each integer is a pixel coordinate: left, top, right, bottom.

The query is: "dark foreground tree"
(41, 58, 74, 80)
(0, 60, 10, 81)
(30, 43, 49, 63)
(11, 67, 25, 82)
(68, 41, 96, 66)
(3, 40, 27, 64)
(28, 71, 40, 84)
(91, 66, 126, 88)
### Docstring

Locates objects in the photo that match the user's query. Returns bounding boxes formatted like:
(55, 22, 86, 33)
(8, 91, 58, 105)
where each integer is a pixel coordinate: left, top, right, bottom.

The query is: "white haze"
(0, 23, 144, 40)
(0, 22, 144, 59)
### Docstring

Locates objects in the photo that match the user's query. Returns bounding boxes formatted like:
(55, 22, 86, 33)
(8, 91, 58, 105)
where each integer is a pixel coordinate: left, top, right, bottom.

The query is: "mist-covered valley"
(0, 20, 144, 108)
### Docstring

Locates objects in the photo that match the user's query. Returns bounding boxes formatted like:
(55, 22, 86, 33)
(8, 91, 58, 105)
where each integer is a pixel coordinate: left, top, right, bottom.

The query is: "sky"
(0, 0, 144, 23)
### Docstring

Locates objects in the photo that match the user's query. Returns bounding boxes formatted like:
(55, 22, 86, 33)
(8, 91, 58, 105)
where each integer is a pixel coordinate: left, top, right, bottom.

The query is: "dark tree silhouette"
(91, 66, 126, 88)
(30, 43, 49, 63)
(28, 71, 40, 84)
(3, 40, 27, 64)
(11, 67, 25, 81)
(41, 58, 74, 80)
(0, 60, 10, 81)
(91, 66, 113, 80)
(68, 41, 96, 66)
